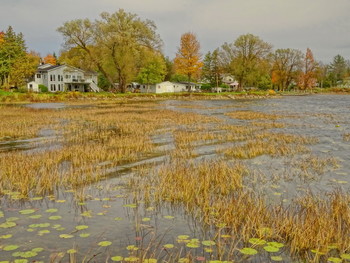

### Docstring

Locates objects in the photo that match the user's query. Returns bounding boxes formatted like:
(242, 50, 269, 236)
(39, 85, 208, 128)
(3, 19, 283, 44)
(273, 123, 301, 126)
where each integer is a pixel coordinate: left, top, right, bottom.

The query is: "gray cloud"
(1, 0, 350, 62)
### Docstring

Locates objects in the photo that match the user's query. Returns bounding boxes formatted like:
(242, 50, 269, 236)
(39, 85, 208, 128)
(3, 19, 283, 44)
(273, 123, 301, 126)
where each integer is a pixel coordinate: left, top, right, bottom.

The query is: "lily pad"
(177, 235, 190, 240)
(49, 216, 62, 220)
(98, 241, 112, 247)
(56, 200, 66, 203)
(142, 217, 151, 222)
(29, 215, 42, 219)
(202, 240, 216, 246)
(124, 257, 139, 262)
(81, 211, 92, 217)
(0, 234, 12, 239)
(45, 208, 58, 213)
(341, 254, 350, 260)
(76, 225, 89, 230)
(328, 258, 342, 263)
(249, 238, 266, 245)
(164, 215, 174, 219)
(267, 242, 284, 248)
(239, 247, 258, 255)
(111, 256, 123, 262)
(67, 249, 77, 254)
(19, 209, 36, 215)
(79, 233, 90, 238)
(38, 230, 50, 235)
(163, 244, 174, 249)
(123, 204, 137, 208)
(29, 223, 50, 228)
(263, 246, 280, 253)
(271, 256, 283, 261)
(6, 217, 19, 222)
(126, 245, 138, 251)
(3, 245, 20, 251)
(31, 248, 44, 252)
(0, 221, 16, 228)
(143, 259, 157, 263)
(12, 251, 37, 258)
(114, 217, 123, 221)
(186, 240, 200, 248)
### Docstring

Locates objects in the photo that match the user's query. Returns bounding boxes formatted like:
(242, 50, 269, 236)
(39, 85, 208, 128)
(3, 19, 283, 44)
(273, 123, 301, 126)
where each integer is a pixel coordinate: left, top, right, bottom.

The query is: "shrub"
(38, 84, 48, 93)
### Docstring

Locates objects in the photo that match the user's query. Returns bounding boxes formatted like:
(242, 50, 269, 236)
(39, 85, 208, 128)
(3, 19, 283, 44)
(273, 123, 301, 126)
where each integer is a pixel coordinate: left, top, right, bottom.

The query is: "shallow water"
(1, 95, 350, 262)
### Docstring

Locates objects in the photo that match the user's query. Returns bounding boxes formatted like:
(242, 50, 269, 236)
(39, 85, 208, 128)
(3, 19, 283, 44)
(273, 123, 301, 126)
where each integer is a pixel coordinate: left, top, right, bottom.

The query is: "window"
(36, 74, 41, 78)
(29, 84, 33, 88)
(58, 84, 60, 91)
(50, 75, 56, 81)
(50, 84, 56, 91)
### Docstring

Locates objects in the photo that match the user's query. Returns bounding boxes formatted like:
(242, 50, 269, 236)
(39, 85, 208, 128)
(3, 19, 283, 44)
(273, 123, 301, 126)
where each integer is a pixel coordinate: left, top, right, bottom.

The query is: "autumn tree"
(43, 53, 57, 65)
(271, 48, 303, 91)
(220, 34, 272, 91)
(202, 49, 222, 87)
(57, 9, 162, 92)
(10, 51, 40, 88)
(174, 32, 203, 85)
(297, 48, 318, 91)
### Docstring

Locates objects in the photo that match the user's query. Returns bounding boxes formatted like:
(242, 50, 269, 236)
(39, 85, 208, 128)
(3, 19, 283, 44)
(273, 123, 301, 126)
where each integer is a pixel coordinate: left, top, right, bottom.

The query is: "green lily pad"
(3, 245, 20, 251)
(0, 234, 12, 239)
(142, 217, 151, 222)
(67, 249, 77, 254)
(31, 248, 44, 252)
(267, 242, 284, 248)
(163, 244, 174, 249)
(29, 223, 50, 228)
(124, 257, 139, 262)
(29, 215, 42, 219)
(59, 234, 74, 239)
(341, 254, 350, 260)
(6, 217, 19, 222)
(311, 249, 326, 255)
(202, 240, 216, 246)
(76, 225, 89, 230)
(177, 235, 190, 240)
(164, 215, 174, 219)
(56, 200, 66, 203)
(14, 260, 28, 263)
(249, 238, 266, 245)
(143, 259, 157, 263)
(328, 258, 342, 263)
(239, 247, 258, 255)
(49, 216, 62, 220)
(12, 251, 37, 258)
(30, 197, 43, 201)
(126, 245, 138, 251)
(123, 204, 137, 208)
(263, 246, 280, 253)
(79, 233, 90, 238)
(186, 242, 200, 248)
(81, 211, 92, 217)
(0, 221, 16, 228)
(38, 230, 50, 235)
(98, 241, 112, 247)
(111, 256, 123, 262)
(114, 217, 123, 221)
(271, 256, 283, 261)
(45, 208, 58, 213)
(19, 209, 36, 215)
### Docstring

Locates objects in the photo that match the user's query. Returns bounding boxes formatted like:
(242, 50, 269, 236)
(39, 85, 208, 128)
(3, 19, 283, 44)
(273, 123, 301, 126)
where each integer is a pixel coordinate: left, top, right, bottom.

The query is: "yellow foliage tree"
(174, 32, 203, 83)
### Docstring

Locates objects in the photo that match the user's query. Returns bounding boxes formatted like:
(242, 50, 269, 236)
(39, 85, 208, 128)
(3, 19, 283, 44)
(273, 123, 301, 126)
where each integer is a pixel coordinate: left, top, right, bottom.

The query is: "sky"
(1, 0, 350, 63)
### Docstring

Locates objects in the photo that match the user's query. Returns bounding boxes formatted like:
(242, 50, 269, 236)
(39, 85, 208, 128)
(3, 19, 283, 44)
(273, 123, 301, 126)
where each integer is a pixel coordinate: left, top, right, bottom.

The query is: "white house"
(132, 81, 201, 94)
(27, 64, 100, 92)
(222, 74, 239, 90)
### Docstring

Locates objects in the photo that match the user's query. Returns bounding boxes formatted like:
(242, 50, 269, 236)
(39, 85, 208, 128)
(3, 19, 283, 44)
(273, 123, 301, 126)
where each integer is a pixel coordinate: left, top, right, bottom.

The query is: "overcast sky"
(1, 0, 350, 63)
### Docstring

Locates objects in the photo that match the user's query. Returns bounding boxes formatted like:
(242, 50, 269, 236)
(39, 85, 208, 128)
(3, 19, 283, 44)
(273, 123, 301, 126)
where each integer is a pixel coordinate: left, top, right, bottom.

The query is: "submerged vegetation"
(0, 96, 349, 262)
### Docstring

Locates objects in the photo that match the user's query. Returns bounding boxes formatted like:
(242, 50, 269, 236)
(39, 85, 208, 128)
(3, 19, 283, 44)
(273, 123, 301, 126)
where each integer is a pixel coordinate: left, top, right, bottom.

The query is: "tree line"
(1, 9, 350, 92)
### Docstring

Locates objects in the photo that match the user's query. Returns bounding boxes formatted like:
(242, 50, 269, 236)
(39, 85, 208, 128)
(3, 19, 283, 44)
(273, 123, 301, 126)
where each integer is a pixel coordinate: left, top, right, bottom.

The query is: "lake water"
(0, 95, 349, 262)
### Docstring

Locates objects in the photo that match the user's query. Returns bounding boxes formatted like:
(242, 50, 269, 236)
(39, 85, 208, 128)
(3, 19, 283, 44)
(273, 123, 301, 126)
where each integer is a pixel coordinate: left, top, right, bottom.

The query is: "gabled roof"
(37, 64, 63, 72)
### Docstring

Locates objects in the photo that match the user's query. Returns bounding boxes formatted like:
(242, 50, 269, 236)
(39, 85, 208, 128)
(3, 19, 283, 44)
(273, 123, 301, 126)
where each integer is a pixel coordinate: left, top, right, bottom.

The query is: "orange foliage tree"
(43, 53, 57, 65)
(0, 31, 4, 45)
(174, 32, 203, 83)
(298, 48, 318, 91)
